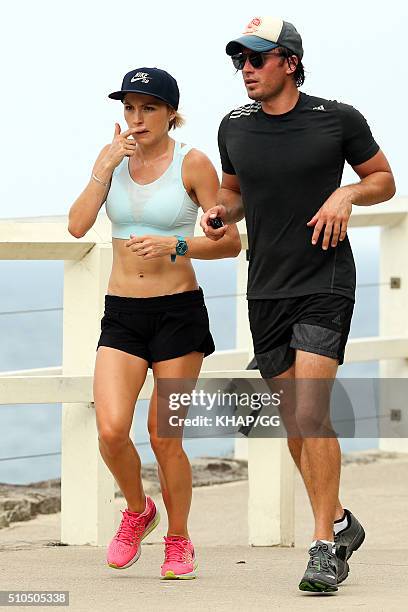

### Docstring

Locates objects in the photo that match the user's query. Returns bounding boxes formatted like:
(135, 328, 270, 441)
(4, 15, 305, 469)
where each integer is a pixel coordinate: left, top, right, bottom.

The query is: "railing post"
(61, 243, 115, 545)
(234, 249, 252, 461)
(234, 249, 295, 546)
(248, 437, 295, 546)
(379, 213, 408, 452)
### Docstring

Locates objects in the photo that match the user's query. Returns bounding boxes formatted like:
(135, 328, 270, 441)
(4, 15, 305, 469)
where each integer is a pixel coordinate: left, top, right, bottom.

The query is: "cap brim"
(226, 36, 279, 56)
(108, 90, 177, 109)
(108, 91, 125, 100)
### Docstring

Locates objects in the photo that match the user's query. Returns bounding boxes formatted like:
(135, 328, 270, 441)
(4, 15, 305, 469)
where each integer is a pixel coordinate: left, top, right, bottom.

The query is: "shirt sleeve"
(338, 102, 380, 166)
(217, 114, 236, 175)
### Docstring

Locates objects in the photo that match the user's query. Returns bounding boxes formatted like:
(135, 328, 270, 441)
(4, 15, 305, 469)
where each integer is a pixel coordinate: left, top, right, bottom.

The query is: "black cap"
(108, 67, 180, 110)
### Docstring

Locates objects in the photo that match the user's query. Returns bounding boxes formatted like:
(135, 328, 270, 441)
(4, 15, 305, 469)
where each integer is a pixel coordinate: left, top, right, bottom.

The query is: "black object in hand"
(208, 216, 224, 229)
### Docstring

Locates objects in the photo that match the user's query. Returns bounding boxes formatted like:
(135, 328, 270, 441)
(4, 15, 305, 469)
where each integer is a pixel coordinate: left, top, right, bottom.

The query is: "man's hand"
(200, 205, 228, 241)
(307, 187, 353, 249)
(125, 235, 177, 259)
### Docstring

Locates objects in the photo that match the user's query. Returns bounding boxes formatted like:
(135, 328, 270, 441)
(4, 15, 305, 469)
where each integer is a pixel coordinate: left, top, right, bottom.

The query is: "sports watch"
(170, 235, 188, 262)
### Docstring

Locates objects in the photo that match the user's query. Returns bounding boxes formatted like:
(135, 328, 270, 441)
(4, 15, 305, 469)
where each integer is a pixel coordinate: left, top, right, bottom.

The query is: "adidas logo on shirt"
(312, 104, 326, 111)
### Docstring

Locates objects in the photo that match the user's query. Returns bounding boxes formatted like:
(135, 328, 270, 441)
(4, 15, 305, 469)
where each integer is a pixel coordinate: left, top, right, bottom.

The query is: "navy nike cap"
(108, 67, 180, 110)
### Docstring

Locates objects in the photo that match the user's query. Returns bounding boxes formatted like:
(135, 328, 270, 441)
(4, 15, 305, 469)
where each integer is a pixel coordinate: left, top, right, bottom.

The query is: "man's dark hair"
(277, 46, 305, 88)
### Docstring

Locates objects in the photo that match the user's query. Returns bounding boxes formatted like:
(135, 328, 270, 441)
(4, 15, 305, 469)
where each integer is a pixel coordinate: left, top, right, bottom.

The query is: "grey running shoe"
(335, 509, 365, 583)
(299, 540, 338, 593)
(335, 544, 349, 584)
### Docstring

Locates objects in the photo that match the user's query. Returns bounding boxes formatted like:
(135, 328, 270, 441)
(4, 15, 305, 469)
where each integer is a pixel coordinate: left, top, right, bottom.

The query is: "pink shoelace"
(115, 510, 145, 545)
(164, 537, 190, 562)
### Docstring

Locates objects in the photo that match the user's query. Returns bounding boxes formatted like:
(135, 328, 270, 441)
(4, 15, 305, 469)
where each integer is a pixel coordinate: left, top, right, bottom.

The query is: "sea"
(0, 227, 380, 484)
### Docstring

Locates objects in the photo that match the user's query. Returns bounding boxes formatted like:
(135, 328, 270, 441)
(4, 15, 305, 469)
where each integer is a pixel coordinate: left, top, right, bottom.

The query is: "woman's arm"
(125, 149, 242, 260)
(68, 144, 113, 238)
(68, 124, 138, 238)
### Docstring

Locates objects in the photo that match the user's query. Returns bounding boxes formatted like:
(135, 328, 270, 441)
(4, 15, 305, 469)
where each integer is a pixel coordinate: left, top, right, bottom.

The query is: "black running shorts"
(96, 287, 215, 367)
(249, 293, 354, 378)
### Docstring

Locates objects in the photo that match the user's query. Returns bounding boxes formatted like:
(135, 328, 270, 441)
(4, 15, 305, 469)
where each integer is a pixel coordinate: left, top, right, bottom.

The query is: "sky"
(1, 0, 406, 221)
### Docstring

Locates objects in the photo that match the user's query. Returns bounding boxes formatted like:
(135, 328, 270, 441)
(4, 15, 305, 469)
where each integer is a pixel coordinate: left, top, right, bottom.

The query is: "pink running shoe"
(107, 495, 160, 569)
(160, 535, 198, 579)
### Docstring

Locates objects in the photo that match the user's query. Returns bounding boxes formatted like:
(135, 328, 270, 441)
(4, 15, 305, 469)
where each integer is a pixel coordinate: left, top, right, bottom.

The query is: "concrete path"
(1, 453, 407, 611)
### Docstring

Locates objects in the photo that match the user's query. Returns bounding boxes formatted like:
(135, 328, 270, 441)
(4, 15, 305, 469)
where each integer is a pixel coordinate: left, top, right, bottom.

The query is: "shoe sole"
(346, 526, 365, 560)
(336, 558, 350, 584)
(108, 510, 161, 570)
(299, 579, 338, 593)
(336, 525, 366, 584)
(160, 561, 198, 580)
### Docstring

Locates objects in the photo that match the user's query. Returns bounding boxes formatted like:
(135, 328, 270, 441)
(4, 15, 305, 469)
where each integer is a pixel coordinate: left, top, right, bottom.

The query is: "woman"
(68, 67, 241, 579)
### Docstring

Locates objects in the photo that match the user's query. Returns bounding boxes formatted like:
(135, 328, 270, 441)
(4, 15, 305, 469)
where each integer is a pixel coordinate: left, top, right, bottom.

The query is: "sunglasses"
(231, 50, 284, 71)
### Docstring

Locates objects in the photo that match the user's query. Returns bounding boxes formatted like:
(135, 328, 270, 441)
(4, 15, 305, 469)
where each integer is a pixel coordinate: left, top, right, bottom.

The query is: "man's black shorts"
(249, 293, 355, 378)
(97, 287, 215, 367)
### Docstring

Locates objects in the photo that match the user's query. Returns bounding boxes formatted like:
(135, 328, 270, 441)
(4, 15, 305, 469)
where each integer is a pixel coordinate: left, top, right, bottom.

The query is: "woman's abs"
(107, 239, 198, 298)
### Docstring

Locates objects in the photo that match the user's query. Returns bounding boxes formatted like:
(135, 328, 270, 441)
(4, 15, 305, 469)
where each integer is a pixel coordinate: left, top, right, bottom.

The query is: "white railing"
(1, 197, 407, 546)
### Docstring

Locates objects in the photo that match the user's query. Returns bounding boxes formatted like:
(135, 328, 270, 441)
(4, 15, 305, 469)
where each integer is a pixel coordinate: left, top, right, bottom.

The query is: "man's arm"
(200, 172, 245, 240)
(201, 112, 246, 240)
(342, 149, 396, 206)
(183, 151, 241, 258)
(307, 149, 396, 249)
(217, 172, 245, 222)
(307, 102, 396, 249)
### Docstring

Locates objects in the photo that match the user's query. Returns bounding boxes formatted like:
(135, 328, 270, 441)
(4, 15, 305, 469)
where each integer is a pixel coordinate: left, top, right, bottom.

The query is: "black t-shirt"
(218, 92, 380, 301)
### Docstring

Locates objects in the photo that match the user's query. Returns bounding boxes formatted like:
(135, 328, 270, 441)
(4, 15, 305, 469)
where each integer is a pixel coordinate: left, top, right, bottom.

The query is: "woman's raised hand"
(103, 123, 138, 170)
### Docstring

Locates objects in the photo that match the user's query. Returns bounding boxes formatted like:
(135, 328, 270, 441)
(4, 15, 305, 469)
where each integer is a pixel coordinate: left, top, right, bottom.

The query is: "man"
(201, 16, 395, 593)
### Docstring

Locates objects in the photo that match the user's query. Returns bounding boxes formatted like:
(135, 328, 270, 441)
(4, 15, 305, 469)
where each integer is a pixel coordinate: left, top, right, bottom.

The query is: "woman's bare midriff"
(107, 238, 199, 297)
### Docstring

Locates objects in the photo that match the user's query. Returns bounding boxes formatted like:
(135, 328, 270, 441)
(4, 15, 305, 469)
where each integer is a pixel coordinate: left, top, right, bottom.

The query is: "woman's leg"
(94, 346, 149, 513)
(148, 351, 204, 538)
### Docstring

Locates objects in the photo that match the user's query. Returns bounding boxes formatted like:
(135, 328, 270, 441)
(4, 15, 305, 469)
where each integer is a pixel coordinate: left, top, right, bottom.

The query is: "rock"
(0, 456, 247, 528)
(35, 496, 60, 514)
(206, 461, 233, 472)
(0, 499, 32, 524)
(0, 483, 61, 530)
(0, 514, 10, 528)
(1, 451, 403, 530)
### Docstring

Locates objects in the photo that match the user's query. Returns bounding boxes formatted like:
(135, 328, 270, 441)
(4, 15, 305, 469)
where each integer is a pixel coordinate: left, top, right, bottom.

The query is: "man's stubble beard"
(246, 81, 285, 103)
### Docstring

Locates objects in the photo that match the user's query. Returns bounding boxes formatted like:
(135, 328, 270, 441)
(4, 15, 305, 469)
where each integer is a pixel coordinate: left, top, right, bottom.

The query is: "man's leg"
(287, 438, 344, 522)
(276, 350, 341, 592)
(293, 349, 341, 540)
(273, 360, 344, 526)
(264, 353, 341, 591)
(251, 294, 360, 590)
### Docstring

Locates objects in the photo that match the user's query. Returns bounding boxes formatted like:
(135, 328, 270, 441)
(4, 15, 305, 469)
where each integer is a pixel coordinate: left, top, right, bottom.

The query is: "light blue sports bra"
(105, 141, 198, 239)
